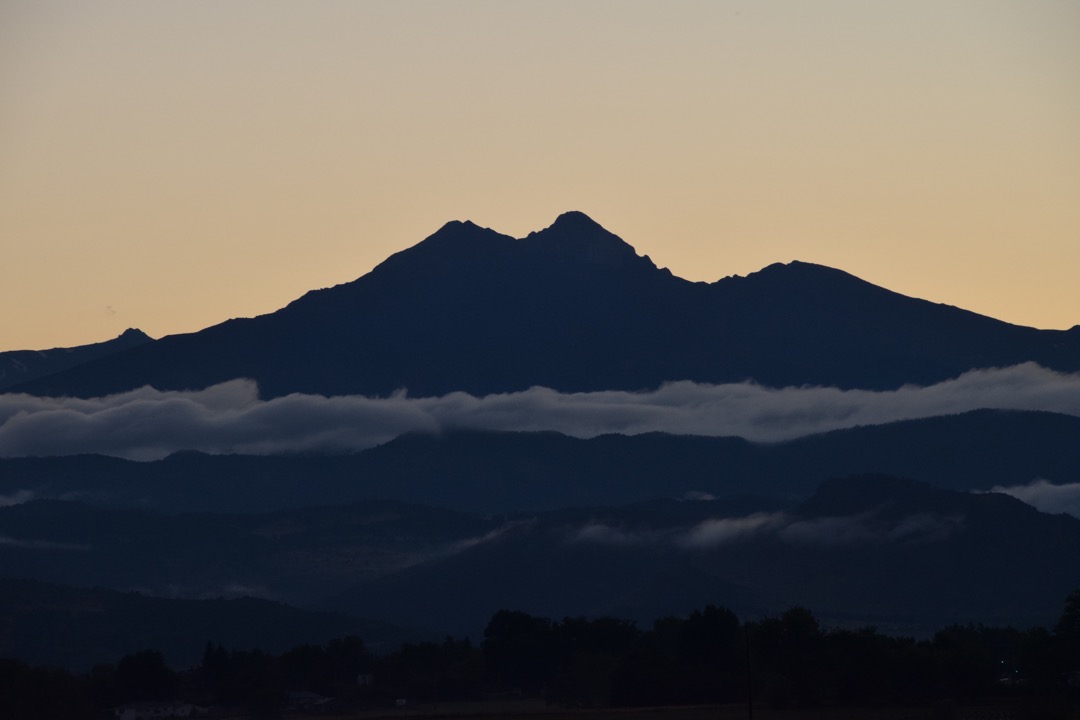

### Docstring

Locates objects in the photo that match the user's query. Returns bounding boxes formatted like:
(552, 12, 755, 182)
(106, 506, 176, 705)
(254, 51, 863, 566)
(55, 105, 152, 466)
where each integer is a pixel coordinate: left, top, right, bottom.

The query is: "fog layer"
(1, 363, 1078, 460)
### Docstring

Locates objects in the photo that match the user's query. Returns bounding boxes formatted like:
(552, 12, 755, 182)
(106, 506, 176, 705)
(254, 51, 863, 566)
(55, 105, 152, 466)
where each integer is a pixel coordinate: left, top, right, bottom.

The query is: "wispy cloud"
(679, 513, 782, 547)
(571, 523, 648, 547)
(0, 490, 35, 507)
(775, 512, 963, 546)
(1, 363, 1078, 460)
(0, 535, 90, 551)
(989, 480, 1080, 519)
(440, 523, 526, 556)
(570, 509, 965, 549)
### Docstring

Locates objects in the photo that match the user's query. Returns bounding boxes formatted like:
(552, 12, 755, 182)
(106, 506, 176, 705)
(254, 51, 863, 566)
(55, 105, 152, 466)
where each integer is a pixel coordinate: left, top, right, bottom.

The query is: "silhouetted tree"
(7, 594, 1080, 717)
(547, 617, 640, 706)
(197, 643, 279, 707)
(931, 625, 999, 698)
(1056, 589, 1080, 672)
(749, 607, 827, 708)
(115, 649, 177, 702)
(375, 638, 483, 701)
(483, 610, 559, 693)
(0, 659, 92, 720)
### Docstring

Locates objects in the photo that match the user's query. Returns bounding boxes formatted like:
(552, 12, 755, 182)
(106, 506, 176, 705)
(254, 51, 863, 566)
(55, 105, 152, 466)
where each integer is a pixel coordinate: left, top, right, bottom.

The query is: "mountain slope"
(0, 329, 152, 391)
(1, 409, 1077, 514)
(11, 213, 1080, 398)
(0, 499, 494, 605)
(7, 475, 1075, 644)
(325, 475, 1080, 637)
(0, 578, 416, 671)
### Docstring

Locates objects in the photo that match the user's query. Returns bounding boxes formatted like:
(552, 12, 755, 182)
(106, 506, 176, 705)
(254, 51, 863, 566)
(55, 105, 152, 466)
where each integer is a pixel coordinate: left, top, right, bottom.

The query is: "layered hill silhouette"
(0, 499, 493, 605)
(4, 476, 1078, 647)
(11, 212, 1080, 398)
(0, 578, 415, 671)
(323, 475, 1080, 637)
(2, 410, 1077, 514)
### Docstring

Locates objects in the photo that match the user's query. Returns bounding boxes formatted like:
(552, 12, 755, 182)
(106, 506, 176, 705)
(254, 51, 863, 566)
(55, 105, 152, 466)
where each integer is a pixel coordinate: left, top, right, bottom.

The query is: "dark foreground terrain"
(4, 596, 1078, 720)
(306, 702, 1075, 720)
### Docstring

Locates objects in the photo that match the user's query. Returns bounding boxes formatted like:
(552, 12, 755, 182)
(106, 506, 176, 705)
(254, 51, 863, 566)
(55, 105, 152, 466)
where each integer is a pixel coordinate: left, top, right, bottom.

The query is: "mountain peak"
(0, 327, 154, 392)
(117, 328, 152, 342)
(428, 218, 488, 240)
(549, 210, 605, 232)
(15, 212, 1080, 400)
(740, 260, 872, 291)
(394, 219, 514, 260)
(757, 260, 848, 276)
(523, 211, 653, 269)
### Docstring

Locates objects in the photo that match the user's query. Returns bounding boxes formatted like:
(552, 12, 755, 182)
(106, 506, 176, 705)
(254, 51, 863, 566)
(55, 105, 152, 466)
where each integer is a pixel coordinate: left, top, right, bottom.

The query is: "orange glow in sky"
(1, 1, 1078, 351)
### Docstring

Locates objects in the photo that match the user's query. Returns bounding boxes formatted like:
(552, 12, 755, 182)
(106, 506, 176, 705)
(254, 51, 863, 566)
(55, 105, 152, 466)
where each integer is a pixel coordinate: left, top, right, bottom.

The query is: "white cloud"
(574, 509, 964, 549)
(442, 523, 525, 555)
(679, 513, 782, 547)
(1, 362, 1078, 460)
(0, 490, 35, 507)
(988, 480, 1080, 519)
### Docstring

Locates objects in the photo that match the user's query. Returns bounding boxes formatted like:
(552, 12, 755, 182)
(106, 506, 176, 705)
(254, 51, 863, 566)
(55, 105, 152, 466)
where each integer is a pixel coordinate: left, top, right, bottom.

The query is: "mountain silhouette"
(0, 577, 415, 671)
(0, 498, 493, 607)
(11, 212, 1080, 398)
(2, 409, 1076, 515)
(0, 328, 151, 392)
(7, 475, 1076, 643)
(323, 474, 1080, 637)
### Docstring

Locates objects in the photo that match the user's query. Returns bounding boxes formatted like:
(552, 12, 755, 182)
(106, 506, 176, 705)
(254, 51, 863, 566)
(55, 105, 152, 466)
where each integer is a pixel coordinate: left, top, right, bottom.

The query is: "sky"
(2, 0, 1078, 352)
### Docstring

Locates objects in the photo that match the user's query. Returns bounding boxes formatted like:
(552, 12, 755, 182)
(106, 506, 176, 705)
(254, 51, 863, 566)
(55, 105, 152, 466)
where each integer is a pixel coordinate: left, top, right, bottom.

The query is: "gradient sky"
(2, 0, 1078, 352)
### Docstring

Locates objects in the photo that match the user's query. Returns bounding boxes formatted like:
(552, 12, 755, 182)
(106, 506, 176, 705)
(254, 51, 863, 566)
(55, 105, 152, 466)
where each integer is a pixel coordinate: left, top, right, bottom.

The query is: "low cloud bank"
(0, 490, 35, 507)
(680, 513, 781, 547)
(1, 363, 1078, 460)
(989, 480, 1080, 519)
(777, 512, 964, 546)
(0, 535, 89, 551)
(572, 510, 963, 549)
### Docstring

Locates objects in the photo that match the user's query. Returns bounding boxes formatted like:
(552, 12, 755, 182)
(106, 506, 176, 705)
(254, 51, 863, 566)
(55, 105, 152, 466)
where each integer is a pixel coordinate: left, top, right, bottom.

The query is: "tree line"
(3, 592, 1078, 719)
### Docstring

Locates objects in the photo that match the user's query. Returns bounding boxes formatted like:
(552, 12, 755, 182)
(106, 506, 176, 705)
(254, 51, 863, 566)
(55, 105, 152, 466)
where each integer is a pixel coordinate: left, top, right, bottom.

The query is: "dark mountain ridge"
(0, 577, 416, 671)
(324, 474, 1080, 637)
(1, 409, 1076, 514)
(5, 475, 1078, 647)
(0, 498, 493, 606)
(11, 212, 1080, 398)
(0, 328, 151, 391)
